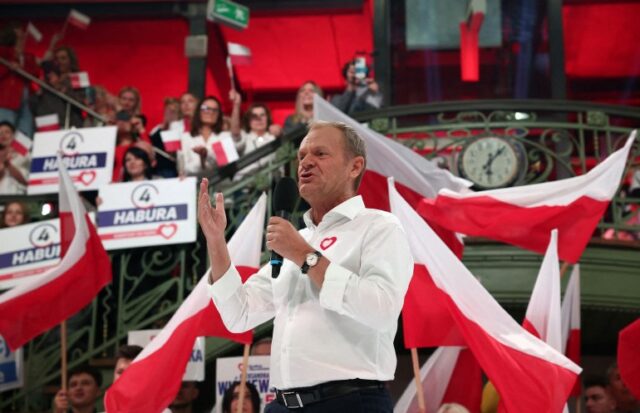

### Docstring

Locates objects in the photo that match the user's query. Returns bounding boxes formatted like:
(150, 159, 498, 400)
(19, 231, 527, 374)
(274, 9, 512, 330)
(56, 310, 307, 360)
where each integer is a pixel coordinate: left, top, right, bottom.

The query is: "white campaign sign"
(0, 335, 23, 392)
(97, 177, 197, 250)
(214, 356, 274, 413)
(128, 329, 205, 381)
(0, 218, 61, 290)
(28, 126, 117, 194)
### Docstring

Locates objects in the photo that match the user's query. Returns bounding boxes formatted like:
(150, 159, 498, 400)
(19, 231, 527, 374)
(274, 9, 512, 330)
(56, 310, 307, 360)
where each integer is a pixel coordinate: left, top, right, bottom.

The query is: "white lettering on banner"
(113, 207, 178, 225)
(12, 245, 60, 266)
(42, 155, 99, 172)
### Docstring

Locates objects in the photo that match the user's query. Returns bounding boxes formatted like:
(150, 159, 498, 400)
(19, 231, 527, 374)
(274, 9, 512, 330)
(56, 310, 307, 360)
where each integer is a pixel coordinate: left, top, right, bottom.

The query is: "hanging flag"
(26, 22, 42, 42)
(35, 114, 60, 132)
(618, 318, 640, 400)
(394, 347, 482, 413)
(104, 193, 267, 413)
(561, 264, 581, 397)
(67, 9, 91, 30)
(388, 178, 581, 413)
(211, 135, 239, 166)
(10, 131, 32, 157)
(69, 72, 90, 89)
(418, 132, 636, 263)
(227, 42, 252, 66)
(160, 129, 181, 152)
(314, 95, 470, 348)
(0, 154, 111, 351)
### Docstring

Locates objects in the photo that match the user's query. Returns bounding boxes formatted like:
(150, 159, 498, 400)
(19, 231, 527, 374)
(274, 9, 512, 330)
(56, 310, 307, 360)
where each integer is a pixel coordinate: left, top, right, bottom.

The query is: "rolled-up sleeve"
(318, 217, 413, 331)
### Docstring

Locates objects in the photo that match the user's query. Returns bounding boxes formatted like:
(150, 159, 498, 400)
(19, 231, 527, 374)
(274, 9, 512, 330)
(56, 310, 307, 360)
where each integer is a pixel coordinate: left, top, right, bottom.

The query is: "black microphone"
(271, 177, 299, 278)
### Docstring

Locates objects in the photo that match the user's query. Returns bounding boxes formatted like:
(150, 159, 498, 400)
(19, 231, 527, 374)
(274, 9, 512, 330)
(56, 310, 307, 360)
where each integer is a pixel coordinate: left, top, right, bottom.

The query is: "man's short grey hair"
(308, 120, 367, 189)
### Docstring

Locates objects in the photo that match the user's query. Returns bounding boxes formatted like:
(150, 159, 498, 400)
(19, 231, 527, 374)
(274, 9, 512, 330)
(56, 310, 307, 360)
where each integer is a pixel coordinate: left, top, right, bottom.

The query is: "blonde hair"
(437, 403, 470, 413)
(291, 81, 323, 124)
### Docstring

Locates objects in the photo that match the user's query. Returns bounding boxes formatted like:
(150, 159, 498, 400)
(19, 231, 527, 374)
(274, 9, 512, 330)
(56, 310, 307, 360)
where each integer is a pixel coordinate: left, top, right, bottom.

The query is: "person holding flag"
(0, 121, 29, 194)
(199, 121, 413, 411)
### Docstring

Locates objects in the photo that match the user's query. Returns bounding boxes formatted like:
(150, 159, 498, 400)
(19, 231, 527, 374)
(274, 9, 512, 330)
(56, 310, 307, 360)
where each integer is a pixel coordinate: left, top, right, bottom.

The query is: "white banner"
(214, 356, 274, 413)
(97, 177, 197, 250)
(128, 329, 205, 381)
(0, 218, 61, 289)
(28, 127, 117, 194)
(0, 335, 23, 392)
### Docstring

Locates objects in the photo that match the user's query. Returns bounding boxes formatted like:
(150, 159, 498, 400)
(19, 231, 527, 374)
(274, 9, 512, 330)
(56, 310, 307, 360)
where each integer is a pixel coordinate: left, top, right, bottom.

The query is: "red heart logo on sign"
(77, 171, 96, 186)
(320, 236, 337, 250)
(158, 223, 178, 239)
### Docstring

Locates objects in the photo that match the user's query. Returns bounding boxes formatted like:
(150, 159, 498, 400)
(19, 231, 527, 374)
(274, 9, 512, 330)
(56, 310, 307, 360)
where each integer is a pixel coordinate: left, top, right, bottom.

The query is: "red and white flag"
(35, 114, 60, 132)
(26, 22, 42, 42)
(618, 318, 640, 400)
(211, 135, 239, 167)
(315, 95, 470, 348)
(388, 179, 581, 413)
(561, 265, 581, 397)
(0, 155, 111, 351)
(11, 131, 32, 157)
(523, 229, 563, 349)
(104, 193, 267, 413)
(67, 9, 91, 30)
(69, 72, 90, 89)
(227, 42, 252, 66)
(394, 347, 482, 413)
(418, 132, 636, 263)
(160, 129, 181, 152)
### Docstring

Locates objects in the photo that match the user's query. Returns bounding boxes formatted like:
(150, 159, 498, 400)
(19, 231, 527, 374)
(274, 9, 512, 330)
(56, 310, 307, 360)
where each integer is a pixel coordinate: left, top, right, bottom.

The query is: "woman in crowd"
(118, 86, 142, 117)
(122, 146, 155, 182)
(0, 22, 40, 137)
(1, 200, 30, 228)
(221, 382, 260, 413)
(0, 121, 29, 195)
(282, 80, 323, 135)
(178, 95, 240, 177)
(233, 102, 281, 181)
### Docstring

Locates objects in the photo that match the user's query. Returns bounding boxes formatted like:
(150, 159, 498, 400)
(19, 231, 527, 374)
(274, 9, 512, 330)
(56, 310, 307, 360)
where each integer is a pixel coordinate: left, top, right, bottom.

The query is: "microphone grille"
(273, 177, 299, 213)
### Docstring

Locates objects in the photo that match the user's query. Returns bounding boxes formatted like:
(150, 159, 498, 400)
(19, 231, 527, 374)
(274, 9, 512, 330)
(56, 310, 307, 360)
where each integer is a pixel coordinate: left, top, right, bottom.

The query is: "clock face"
(459, 137, 520, 188)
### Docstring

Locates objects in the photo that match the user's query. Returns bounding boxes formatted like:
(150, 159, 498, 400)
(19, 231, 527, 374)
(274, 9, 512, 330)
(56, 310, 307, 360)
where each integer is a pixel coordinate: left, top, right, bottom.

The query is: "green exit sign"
(207, 0, 249, 30)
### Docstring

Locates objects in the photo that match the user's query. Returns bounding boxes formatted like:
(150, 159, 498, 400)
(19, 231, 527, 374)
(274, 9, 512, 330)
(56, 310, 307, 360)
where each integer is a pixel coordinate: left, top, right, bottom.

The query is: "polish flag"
(394, 347, 482, 413)
(11, 131, 32, 157)
(104, 193, 267, 413)
(418, 133, 636, 263)
(69, 72, 90, 89)
(388, 179, 581, 413)
(618, 318, 640, 400)
(160, 129, 181, 152)
(26, 22, 42, 42)
(227, 42, 252, 66)
(561, 265, 581, 397)
(0, 155, 111, 351)
(315, 95, 470, 347)
(67, 9, 91, 30)
(35, 114, 60, 132)
(211, 135, 239, 167)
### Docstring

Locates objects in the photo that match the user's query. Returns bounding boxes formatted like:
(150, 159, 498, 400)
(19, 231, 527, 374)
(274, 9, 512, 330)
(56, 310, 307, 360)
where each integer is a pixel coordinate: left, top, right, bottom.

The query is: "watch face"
(459, 137, 520, 189)
(306, 253, 319, 267)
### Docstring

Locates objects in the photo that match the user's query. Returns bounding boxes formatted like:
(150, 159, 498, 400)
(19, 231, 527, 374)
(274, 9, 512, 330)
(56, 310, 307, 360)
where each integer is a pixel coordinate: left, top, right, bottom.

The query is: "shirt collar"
(303, 195, 365, 229)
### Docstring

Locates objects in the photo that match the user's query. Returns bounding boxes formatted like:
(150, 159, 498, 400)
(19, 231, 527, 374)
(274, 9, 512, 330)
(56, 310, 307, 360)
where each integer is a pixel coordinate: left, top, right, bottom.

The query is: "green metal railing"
(2, 100, 639, 411)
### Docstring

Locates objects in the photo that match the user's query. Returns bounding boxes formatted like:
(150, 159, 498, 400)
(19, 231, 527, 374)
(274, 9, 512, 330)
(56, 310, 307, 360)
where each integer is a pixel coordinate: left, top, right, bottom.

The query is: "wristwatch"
(301, 251, 322, 274)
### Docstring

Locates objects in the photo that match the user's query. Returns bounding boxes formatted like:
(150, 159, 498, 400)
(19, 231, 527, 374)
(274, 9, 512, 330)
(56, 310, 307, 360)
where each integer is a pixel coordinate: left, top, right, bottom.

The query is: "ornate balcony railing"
(2, 100, 639, 411)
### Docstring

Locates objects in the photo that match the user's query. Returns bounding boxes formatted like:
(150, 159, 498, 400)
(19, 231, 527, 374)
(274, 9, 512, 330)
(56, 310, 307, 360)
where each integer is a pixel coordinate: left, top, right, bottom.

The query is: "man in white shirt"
(199, 121, 413, 412)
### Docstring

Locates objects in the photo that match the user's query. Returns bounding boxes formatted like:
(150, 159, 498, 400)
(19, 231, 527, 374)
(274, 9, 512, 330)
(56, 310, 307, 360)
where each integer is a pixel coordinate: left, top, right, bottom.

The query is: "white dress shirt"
(208, 195, 413, 389)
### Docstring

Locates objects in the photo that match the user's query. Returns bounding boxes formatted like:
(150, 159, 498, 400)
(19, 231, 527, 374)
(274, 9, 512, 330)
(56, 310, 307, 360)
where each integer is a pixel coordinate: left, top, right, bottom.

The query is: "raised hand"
(197, 178, 227, 241)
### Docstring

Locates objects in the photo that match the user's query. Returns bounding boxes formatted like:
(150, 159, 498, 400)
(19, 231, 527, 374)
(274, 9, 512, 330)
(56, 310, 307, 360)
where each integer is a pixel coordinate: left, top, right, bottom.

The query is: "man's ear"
(350, 156, 365, 179)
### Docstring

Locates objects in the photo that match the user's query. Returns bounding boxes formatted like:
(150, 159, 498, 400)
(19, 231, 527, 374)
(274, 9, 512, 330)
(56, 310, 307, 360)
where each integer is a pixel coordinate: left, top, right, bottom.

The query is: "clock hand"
(482, 147, 507, 175)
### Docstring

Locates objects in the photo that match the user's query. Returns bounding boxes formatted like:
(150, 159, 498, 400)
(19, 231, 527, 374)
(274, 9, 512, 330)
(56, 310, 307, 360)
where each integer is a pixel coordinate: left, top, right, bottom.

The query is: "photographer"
(331, 58, 383, 115)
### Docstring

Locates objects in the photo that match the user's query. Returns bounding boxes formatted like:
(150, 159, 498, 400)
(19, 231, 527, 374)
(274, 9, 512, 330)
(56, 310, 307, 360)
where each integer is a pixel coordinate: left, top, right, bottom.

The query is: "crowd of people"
(1, 20, 382, 204)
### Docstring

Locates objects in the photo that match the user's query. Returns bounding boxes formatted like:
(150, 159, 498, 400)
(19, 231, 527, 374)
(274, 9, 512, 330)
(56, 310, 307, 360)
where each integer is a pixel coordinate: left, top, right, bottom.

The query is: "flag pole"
(61, 320, 68, 391)
(411, 348, 426, 413)
(236, 343, 250, 413)
(559, 261, 570, 278)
